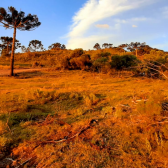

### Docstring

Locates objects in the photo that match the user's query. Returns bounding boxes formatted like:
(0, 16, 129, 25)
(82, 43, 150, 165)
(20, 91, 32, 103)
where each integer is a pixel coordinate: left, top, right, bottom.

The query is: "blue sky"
(0, 0, 168, 51)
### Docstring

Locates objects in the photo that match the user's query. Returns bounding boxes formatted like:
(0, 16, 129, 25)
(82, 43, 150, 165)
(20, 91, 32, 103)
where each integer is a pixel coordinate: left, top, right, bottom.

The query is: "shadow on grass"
(15, 71, 43, 79)
(0, 104, 54, 128)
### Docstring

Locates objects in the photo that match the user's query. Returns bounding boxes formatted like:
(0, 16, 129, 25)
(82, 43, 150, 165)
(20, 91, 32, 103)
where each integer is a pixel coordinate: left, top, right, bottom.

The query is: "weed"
(83, 93, 100, 108)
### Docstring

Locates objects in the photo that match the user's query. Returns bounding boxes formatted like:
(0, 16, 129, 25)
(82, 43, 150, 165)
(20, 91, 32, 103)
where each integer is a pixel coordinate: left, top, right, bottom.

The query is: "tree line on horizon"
(0, 6, 167, 77)
(0, 37, 67, 54)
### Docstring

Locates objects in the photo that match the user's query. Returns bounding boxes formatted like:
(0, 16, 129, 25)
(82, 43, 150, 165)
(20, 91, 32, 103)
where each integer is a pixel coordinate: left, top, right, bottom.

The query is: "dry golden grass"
(0, 65, 10, 70)
(0, 69, 168, 167)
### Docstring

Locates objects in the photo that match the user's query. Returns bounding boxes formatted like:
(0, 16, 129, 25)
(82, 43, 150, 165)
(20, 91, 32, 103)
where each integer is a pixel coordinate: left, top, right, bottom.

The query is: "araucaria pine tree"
(0, 6, 41, 76)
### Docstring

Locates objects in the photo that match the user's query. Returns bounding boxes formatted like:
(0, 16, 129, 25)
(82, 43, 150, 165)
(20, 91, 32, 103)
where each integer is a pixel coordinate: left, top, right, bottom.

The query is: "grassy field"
(0, 68, 168, 167)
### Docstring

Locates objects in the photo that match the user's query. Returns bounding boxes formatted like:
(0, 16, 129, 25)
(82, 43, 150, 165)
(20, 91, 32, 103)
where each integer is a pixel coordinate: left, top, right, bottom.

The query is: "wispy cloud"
(115, 17, 148, 28)
(114, 17, 148, 24)
(131, 17, 148, 22)
(132, 25, 138, 28)
(95, 24, 110, 29)
(66, 0, 157, 49)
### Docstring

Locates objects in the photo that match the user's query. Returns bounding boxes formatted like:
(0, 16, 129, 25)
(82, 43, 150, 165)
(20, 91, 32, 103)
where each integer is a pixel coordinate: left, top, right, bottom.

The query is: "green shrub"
(92, 57, 109, 72)
(99, 52, 111, 58)
(110, 54, 137, 70)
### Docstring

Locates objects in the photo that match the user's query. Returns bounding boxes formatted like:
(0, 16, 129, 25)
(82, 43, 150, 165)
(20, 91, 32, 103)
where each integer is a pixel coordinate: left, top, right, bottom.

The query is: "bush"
(110, 54, 137, 70)
(70, 48, 84, 58)
(91, 52, 111, 61)
(143, 50, 168, 66)
(69, 54, 91, 70)
(32, 61, 43, 67)
(99, 52, 111, 58)
(60, 57, 70, 70)
(92, 57, 109, 72)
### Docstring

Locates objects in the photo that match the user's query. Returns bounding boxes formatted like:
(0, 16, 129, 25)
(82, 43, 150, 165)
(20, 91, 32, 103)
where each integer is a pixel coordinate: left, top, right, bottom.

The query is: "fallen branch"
(132, 99, 148, 104)
(41, 119, 98, 144)
(5, 157, 33, 168)
(32, 119, 98, 148)
(15, 157, 33, 168)
(146, 66, 168, 79)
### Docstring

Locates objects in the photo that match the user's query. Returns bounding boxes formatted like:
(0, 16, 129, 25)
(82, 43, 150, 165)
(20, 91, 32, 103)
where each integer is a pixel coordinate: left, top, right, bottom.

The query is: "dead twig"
(147, 121, 168, 128)
(132, 99, 148, 104)
(42, 119, 98, 144)
(15, 157, 33, 168)
(34, 119, 98, 147)
(5, 157, 33, 168)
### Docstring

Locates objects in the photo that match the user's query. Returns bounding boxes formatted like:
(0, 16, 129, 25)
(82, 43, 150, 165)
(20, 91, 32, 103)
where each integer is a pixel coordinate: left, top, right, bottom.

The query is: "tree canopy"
(0, 7, 41, 30)
(28, 40, 44, 52)
(93, 43, 101, 50)
(48, 43, 66, 50)
(108, 44, 113, 48)
(21, 45, 28, 53)
(102, 43, 109, 49)
(0, 6, 41, 76)
(0, 36, 21, 54)
(127, 42, 146, 57)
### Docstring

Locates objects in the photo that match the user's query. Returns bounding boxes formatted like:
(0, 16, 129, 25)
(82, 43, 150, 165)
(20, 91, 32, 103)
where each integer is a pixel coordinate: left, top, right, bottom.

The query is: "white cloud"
(66, 0, 157, 49)
(67, 35, 115, 50)
(95, 24, 110, 28)
(132, 25, 138, 28)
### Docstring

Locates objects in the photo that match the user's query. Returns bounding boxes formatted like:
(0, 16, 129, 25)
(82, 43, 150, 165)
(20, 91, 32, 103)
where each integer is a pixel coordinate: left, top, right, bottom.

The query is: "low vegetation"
(0, 67, 168, 167)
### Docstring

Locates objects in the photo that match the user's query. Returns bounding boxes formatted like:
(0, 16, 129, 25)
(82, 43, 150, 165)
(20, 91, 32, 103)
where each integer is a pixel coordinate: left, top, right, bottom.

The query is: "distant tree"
(0, 46, 7, 57)
(118, 44, 128, 53)
(28, 40, 44, 52)
(108, 44, 113, 48)
(118, 44, 128, 50)
(14, 40, 21, 51)
(138, 45, 152, 56)
(0, 43, 6, 55)
(61, 44, 66, 50)
(127, 42, 146, 57)
(93, 43, 101, 50)
(0, 6, 41, 76)
(0, 36, 21, 56)
(21, 45, 28, 53)
(0, 36, 12, 54)
(102, 43, 109, 49)
(48, 43, 62, 50)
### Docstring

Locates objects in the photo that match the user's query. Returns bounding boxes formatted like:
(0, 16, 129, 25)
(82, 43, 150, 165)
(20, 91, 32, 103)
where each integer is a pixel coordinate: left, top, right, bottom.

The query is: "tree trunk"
(7, 43, 9, 54)
(10, 27, 16, 76)
(136, 49, 138, 57)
